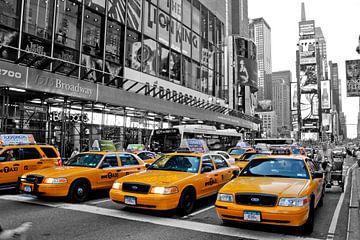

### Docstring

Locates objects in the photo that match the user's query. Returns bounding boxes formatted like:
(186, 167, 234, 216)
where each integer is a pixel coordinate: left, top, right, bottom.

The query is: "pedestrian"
(0, 222, 32, 240)
(70, 147, 79, 158)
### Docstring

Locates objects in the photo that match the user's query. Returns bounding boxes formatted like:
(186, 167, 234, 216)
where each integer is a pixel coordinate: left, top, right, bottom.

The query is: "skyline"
(248, 0, 360, 138)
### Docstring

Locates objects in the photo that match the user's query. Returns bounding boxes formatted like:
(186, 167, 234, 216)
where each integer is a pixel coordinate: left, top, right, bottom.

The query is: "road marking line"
(182, 205, 215, 219)
(87, 198, 111, 205)
(0, 195, 321, 240)
(326, 162, 357, 240)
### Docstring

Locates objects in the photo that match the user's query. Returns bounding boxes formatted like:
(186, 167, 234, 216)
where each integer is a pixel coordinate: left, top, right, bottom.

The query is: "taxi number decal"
(205, 178, 217, 186)
(0, 166, 19, 173)
(101, 172, 119, 179)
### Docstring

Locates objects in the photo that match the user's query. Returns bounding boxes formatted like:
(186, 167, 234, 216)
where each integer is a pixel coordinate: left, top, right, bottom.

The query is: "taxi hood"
(222, 177, 310, 197)
(119, 170, 194, 186)
(25, 166, 95, 178)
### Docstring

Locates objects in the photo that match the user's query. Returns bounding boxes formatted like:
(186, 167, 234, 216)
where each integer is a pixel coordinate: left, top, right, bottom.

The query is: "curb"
(346, 166, 360, 240)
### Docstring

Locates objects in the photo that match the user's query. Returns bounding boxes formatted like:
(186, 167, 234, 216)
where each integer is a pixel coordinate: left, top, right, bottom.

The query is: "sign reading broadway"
(346, 59, 360, 97)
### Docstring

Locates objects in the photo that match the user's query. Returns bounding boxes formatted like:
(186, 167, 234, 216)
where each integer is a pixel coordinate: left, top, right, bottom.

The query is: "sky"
(248, 0, 360, 139)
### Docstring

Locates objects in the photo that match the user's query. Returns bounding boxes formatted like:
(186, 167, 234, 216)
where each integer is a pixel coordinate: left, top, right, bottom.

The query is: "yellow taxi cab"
(270, 146, 293, 156)
(126, 144, 160, 164)
(236, 151, 271, 171)
(215, 155, 325, 234)
(0, 134, 61, 191)
(19, 151, 146, 202)
(227, 147, 254, 160)
(110, 139, 240, 215)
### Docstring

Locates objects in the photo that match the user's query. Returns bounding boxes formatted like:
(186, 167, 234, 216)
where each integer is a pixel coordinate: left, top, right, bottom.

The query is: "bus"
(149, 125, 243, 153)
(249, 138, 296, 146)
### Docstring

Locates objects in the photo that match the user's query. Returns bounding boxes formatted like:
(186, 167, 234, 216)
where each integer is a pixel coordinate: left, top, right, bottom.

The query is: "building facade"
(249, 17, 272, 101)
(0, 0, 259, 156)
(256, 110, 277, 138)
(272, 71, 291, 136)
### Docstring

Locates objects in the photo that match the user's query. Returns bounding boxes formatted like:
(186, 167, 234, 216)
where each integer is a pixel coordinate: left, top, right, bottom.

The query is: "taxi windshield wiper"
(266, 174, 290, 178)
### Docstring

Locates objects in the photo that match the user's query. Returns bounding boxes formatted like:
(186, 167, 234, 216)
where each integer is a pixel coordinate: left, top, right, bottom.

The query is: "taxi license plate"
(24, 186, 32, 193)
(244, 211, 261, 222)
(124, 196, 136, 205)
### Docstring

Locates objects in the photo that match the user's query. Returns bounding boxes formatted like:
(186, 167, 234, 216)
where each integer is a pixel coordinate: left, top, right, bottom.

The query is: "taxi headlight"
(150, 186, 178, 194)
(43, 177, 68, 184)
(20, 175, 27, 182)
(112, 182, 122, 190)
(278, 196, 309, 207)
(217, 193, 234, 202)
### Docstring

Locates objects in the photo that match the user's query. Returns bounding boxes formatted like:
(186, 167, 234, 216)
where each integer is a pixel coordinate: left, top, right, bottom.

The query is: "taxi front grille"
(235, 193, 278, 207)
(25, 175, 44, 184)
(122, 182, 150, 194)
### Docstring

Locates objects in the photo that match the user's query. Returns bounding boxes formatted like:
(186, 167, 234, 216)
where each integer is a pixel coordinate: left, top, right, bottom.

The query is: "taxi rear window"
(229, 149, 246, 155)
(41, 147, 58, 158)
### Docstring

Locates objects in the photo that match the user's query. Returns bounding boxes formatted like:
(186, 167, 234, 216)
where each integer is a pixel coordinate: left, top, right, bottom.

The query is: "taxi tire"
(178, 188, 196, 215)
(67, 179, 90, 203)
(300, 198, 315, 235)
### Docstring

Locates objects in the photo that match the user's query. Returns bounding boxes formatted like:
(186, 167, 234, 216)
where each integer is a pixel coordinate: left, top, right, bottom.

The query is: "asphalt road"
(0, 156, 355, 240)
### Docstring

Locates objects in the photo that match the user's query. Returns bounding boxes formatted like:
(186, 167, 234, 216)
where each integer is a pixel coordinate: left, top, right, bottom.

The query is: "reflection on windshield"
(148, 155, 200, 173)
(65, 154, 104, 168)
(240, 158, 310, 179)
(244, 153, 269, 161)
(229, 149, 246, 155)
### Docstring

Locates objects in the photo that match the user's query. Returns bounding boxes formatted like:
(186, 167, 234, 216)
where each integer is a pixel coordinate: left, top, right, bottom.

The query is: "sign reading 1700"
(0, 68, 22, 79)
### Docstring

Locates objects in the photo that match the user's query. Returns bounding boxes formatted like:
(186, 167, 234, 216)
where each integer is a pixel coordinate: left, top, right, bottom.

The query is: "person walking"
(70, 147, 79, 158)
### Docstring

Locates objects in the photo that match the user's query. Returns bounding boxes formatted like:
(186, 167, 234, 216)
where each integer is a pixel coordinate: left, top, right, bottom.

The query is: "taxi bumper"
(110, 189, 180, 210)
(215, 201, 309, 227)
(19, 181, 69, 197)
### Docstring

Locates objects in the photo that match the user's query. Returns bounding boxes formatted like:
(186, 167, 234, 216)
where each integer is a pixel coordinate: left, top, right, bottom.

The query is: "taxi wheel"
(300, 199, 314, 235)
(68, 180, 89, 203)
(178, 188, 196, 215)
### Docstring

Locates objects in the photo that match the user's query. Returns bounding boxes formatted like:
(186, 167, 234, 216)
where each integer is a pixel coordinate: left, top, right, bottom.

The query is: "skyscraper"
(249, 17, 272, 101)
(272, 71, 291, 136)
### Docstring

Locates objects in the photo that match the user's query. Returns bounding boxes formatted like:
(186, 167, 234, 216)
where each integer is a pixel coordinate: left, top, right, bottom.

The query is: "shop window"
(182, 0, 191, 27)
(21, 33, 51, 68)
(191, 61, 201, 91)
(53, 47, 79, 76)
(143, 1, 157, 40)
(200, 66, 208, 94)
(107, 0, 126, 23)
(181, 26, 191, 57)
(85, 0, 106, 14)
(23, 0, 54, 40)
(0, 28, 19, 61)
(127, 0, 142, 32)
(170, 51, 181, 84)
(182, 56, 192, 88)
(170, 0, 182, 21)
(125, 28, 142, 71)
(142, 36, 157, 75)
(81, 9, 105, 82)
(192, 33, 200, 62)
(200, 6, 208, 40)
(192, 0, 200, 34)
(158, 44, 169, 79)
(158, 10, 170, 45)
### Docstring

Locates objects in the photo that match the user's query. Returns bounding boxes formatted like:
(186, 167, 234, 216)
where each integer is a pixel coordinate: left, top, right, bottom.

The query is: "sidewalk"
(348, 162, 360, 240)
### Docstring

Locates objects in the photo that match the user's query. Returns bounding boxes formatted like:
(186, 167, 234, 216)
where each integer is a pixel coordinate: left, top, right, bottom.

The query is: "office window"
(200, 6, 208, 39)
(125, 28, 142, 71)
(142, 36, 157, 75)
(143, 1, 157, 39)
(127, 0, 142, 32)
(170, 50, 181, 84)
(108, 0, 126, 23)
(182, 56, 192, 87)
(158, 44, 169, 79)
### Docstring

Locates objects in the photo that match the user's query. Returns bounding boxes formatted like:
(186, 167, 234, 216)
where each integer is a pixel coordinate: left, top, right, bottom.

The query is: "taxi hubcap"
(77, 187, 84, 196)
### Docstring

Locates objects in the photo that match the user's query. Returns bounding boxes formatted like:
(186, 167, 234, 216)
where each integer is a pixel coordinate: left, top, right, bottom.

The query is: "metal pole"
(60, 97, 67, 157)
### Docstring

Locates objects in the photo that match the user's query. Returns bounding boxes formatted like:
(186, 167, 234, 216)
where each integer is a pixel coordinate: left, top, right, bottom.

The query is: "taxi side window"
(212, 155, 229, 169)
(21, 148, 42, 160)
(119, 154, 139, 166)
(40, 147, 58, 158)
(102, 155, 119, 168)
(202, 155, 214, 170)
(0, 149, 20, 162)
(307, 160, 317, 174)
(137, 152, 152, 160)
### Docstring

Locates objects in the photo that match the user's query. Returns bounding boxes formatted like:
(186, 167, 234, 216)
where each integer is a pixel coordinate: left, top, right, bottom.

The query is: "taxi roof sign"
(178, 139, 209, 153)
(91, 140, 116, 151)
(0, 134, 36, 145)
(235, 141, 250, 148)
(126, 144, 146, 152)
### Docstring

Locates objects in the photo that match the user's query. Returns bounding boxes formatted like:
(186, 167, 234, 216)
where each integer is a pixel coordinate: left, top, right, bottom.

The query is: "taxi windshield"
(148, 155, 200, 173)
(65, 154, 104, 168)
(292, 148, 301, 154)
(229, 149, 246, 155)
(243, 153, 269, 161)
(240, 158, 310, 179)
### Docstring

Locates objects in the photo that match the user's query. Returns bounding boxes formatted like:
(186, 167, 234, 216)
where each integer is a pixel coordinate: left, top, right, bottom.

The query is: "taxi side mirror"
(145, 163, 151, 168)
(232, 170, 240, 177)
(201, 166, 212, 173)
(100, 162, 111, 169)
(312, 171, 324, 179)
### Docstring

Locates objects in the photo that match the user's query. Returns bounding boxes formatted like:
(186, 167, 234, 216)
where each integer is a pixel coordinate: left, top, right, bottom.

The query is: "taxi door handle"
(116, 169, 122, 172)
(37, 162, 43, 164)
(137, 168, 141, 170)
(13, 164, 20, 166)
(214, 174, 218, 176)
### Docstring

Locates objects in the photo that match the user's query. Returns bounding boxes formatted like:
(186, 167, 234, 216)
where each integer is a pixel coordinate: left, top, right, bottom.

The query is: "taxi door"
(118, 153, 144, 176)
(0, 148, 23, 185)
(198, 155, 219, 197)
(307, 160, 324, 205)
(20, 147, 49, 173)
(97, 154, 123, 189)
(212, 154, 233, 187)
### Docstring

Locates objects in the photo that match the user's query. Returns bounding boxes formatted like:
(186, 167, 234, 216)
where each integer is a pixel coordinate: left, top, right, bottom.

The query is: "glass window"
(149, 155, 200, 173)
(108, 0, 126, 23)
(201, 155, 214, 170)
(23, 0, 54, 40)
(22, 148, 42, 160)
(200, 6, 208, 40)
(182, 56, 192, 88)
(102, 154, 119, 167)
(208, 43, 214, 69)
(158, 44, 169, 79)
(192, 0, 200, 34)
(215, 74, 221, 98)
(0, 28, 19, 61)
(192, 61, 201, 91)
(127, 0, 143, 32)
(192, 33, 200, 62)
(158, 0, 170, 13)
(181, 26, 191, 57)
(208, 13, 214, 43)
(137, 152, 155, 160)
(85, 0, 106, 14)
(81, 9, 105, 81)
(53, 47, 79, 76)
(182, 0, 191, 27)
(142, 37, 157, 75)
(119, 154, 140, 166)
(200, 66, 208, 94)
(143, 1, 157, 39)
(208, 68, 214, 96)
(200, 38, 208, 67)
(170, 19, 181, 52)
(0, 149, 20, 162)
(65, 154, 104, 168)
(106, 20, 124, 64)
(170, 51, 181, 84)
(170, 0, 182, 21)
(158, 10, 170, 45)
(21, 34, 51, 67)
(55, 0, 81, 50)
(125, 28, 142, 71)
(213, 155, 228, 169)
(40, 147, 58, 158)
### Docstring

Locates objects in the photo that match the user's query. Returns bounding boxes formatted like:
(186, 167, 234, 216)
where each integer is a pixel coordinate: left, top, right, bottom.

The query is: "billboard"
(321, 80, 331, 109)
(345, 59, 360, 97)
(299, 20, 315, 37)
(290, 82, 298, 111)
(300, 64, 317, 93)
(256, 100, 272, 112)
(236, 56, 258, 89)
(300, 93, 318, 120)
(299, 39, 316, 64)
(301, 132, 319, 141)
